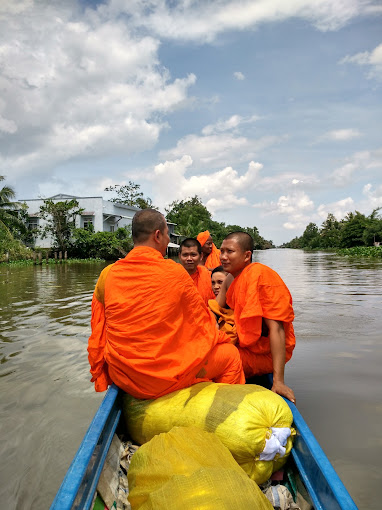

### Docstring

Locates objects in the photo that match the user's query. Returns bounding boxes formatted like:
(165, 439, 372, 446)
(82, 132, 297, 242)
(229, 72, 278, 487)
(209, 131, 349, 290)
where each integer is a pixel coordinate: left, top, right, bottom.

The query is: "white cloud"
(104, 1, 382, 42)
(317, 197, 355, 221)
(340, 42, 382, 79)
(0, 115, 17, 134)
(320, 128, 362, 141)
(253, 190, 314, 227)
(253, 190, 314, 216)
(263, 173, 320, 192)
(315, 185, 382, 225)
(0, 1, 196, 178)
(284, 222, 299, 230)
(233, 71, 245, 80)
(280, 214, 313, 231)
(159, 131, 283, 169)
(331, 149, 382, 186)
(277, 192, 314, 213)
(152, 158, 262, 213)
(360, 183, 382, 210)
(201, 114, 259, 135)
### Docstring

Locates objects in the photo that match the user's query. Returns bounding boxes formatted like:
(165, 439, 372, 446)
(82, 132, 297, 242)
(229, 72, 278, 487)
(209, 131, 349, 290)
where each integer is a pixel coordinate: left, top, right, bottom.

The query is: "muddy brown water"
(0, 250, 381, 509)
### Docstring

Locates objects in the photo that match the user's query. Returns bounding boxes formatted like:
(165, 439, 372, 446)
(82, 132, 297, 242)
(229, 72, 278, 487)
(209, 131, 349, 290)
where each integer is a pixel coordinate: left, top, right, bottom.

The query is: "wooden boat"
(50, 382, 359, 510)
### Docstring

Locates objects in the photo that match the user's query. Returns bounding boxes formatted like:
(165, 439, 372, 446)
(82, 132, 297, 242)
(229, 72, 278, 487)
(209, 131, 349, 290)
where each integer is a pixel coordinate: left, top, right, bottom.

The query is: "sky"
(0, 0, 382, 245)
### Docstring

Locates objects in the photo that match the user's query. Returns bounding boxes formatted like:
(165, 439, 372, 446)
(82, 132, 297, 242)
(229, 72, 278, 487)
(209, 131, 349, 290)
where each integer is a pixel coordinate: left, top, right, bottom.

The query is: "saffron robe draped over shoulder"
(88, 246, 232, 399)
(226, 263, 296, 359)
(208, 299, 238, 345)
(197, 230, 221, 269)
(190, 266, 215, 304)
(204, 244, 221, 269)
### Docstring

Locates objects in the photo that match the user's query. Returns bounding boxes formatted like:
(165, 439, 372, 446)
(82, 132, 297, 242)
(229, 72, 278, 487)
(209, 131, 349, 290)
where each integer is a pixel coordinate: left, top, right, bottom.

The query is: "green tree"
(300, 222, 320, 249)
(165, 196, 212, 237)
(244, 226, 274, 249)
(362, 208, 382, 246)
(281, 236, 302, 249)
(104, 181, 156, 209)
(339, 211, 368, 248)
(0, 176, 26, 236)
(39, 199, 84, 253)
(165, 196, 272, 249)
(209, 220, 230, 248)
(70, 227, 133, 260)
(320, 213, 341, 249)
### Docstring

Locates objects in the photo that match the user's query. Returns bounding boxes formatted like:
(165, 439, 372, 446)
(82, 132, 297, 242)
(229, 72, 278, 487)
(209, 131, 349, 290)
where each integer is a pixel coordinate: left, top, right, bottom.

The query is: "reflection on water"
(253, 249, 382, 340)
(0, 263, 106, 372)
(0, 252, 381, 509)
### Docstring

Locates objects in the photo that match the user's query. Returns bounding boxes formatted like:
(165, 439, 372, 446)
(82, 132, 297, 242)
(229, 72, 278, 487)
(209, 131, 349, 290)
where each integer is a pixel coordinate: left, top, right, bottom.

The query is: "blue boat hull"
(50, 383, 358, 510)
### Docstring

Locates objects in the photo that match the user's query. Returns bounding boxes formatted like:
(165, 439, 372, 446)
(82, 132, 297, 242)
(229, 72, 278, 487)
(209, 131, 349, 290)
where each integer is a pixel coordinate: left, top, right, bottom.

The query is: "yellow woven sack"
(123, 382, 295, 484)
(128, 426, 273, 510)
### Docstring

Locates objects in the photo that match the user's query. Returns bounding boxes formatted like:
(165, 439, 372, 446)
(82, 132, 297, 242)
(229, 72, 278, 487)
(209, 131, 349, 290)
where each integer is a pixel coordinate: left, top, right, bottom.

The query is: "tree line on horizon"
(2, 174, 381, 261)
(0, 177, 274, 261)
(282, 209, 382, 250)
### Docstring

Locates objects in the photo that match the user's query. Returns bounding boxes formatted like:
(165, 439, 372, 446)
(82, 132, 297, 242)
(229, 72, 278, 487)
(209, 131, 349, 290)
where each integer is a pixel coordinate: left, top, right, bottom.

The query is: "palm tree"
(0, 176, 26, 235)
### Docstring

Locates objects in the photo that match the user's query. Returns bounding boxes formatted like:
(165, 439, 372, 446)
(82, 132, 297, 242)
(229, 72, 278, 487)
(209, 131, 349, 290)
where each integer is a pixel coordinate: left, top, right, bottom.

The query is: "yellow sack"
(128, 426, 273, 510)
(123, 382, 295, 484)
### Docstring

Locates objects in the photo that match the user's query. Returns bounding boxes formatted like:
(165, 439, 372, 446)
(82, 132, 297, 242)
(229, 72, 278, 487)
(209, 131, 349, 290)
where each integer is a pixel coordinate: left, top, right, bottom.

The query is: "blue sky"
(1, 1, 381, 245)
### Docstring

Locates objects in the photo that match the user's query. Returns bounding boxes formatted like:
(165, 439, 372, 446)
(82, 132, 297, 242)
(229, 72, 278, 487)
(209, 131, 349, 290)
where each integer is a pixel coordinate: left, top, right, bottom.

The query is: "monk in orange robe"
(179, 238, 215, 305)
(88, 209, 245, 399)
(208, 266, 238, 345)
(217, 231, 296, 403)
(196, 230, 221, 269)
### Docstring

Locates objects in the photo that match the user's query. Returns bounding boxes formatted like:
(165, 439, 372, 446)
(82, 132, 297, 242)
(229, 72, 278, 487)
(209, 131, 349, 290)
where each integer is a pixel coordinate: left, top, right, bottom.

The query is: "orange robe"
(197, 230, 221, 269)
(226, 263, 296, 377)
(204, 244, 221, 270)
(196, 230, 210, 246)
(208, 299, 238, 345)
(88, 246, 244, 398)
(190, 266, 215, 305)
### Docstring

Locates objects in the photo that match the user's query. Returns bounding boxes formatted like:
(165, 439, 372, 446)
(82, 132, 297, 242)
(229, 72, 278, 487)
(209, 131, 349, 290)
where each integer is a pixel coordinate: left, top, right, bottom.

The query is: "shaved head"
(132, 209, 167, 243)
(224, 232, 254, 253)
(179, 238, 202, 255)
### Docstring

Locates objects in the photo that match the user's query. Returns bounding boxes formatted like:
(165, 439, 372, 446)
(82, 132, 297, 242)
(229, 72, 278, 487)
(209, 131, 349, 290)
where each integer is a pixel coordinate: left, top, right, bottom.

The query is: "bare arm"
(215, 273, 234, 308)
(264, 318, 296, 403)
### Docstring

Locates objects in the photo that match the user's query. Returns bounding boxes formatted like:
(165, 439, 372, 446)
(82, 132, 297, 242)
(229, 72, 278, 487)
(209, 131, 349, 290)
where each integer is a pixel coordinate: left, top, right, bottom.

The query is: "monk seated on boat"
(210, 265, 228, 298)
(88, 209, 245, 400)
(178, 238, 214, 305)
(208, 266, 238, 345)
(196, 230, 221, 269)
(217, 231, 296, 403)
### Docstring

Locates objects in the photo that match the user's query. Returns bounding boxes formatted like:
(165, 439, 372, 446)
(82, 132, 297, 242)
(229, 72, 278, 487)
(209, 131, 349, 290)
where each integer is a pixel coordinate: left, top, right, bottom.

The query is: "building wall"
(21, 194, 140, 248)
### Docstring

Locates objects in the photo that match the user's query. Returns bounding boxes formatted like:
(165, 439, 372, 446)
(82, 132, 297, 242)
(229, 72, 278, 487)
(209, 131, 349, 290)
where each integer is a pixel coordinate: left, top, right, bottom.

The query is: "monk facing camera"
(179, 238, 214, 304)
(218, 231, 296, 403)
(197, 230, 221, 269)
(88, 210, 245, 400)
(210, 265, 228, 297)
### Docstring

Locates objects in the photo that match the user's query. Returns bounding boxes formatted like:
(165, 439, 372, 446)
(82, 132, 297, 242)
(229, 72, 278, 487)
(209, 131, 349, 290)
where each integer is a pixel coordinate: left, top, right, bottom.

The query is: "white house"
(21, 194, 179, 249)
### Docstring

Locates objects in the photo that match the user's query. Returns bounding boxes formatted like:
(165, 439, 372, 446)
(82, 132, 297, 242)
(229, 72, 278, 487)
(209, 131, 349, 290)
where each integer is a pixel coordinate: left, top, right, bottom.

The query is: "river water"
(0, 250, 381, 509)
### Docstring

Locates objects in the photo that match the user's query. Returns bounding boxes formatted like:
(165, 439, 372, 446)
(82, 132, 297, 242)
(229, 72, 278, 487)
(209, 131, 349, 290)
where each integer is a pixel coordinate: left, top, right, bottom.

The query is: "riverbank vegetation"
(282, 209, 382, 257)
(0, 177, 273, 263)
(4, 174, 379, 262)
(165, 196, 273, 249)
(336, 246, 382, 258)
(3, 257, 105, 267)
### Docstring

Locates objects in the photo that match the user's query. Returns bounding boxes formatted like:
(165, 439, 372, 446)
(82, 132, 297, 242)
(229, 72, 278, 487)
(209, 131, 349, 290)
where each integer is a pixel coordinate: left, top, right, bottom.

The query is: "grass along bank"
(336, 246, 382, 258)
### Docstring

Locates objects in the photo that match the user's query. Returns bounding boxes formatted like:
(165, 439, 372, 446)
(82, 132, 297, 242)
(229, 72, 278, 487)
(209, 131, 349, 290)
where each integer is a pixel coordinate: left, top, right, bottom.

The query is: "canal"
(0, 249, 381, 509)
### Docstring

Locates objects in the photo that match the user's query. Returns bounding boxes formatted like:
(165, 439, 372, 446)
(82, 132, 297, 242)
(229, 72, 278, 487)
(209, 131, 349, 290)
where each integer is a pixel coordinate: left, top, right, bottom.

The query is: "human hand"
(271, 380, 296, 404)
(225, 273, 234, 289)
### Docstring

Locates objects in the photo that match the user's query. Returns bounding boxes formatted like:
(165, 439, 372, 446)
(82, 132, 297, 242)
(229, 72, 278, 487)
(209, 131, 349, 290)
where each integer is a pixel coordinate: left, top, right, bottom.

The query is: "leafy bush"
(70, 227, 133, 260)
(0, 230, 33, 261)
(336, 246, 382, 258)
